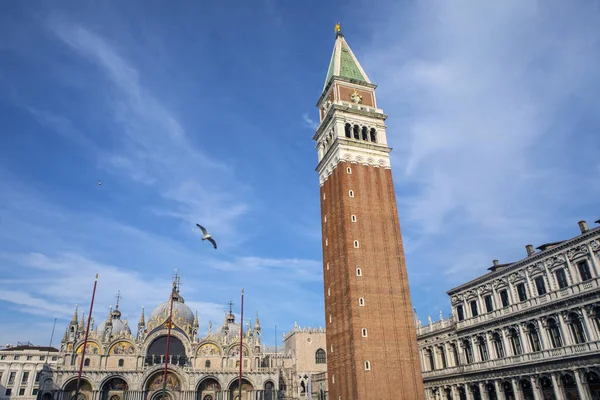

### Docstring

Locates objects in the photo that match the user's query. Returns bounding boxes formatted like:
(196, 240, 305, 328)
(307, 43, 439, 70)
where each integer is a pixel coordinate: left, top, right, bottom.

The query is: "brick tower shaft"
(314, 24, 425, 400)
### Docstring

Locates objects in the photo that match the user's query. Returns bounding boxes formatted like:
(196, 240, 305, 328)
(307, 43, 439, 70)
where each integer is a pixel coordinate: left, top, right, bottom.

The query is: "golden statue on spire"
(335, 22, 341, 34)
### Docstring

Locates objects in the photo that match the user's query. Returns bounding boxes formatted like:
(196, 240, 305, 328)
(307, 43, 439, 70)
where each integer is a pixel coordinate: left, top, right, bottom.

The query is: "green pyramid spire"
(323, 24, 371, 90)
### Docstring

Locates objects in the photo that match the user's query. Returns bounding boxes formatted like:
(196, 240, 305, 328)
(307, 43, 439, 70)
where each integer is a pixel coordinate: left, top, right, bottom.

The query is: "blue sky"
(0, 0, 599, 348)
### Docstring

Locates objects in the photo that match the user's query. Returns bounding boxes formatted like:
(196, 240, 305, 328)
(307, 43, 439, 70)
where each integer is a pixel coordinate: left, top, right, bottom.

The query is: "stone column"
(479, 383, 489, 400)
(518, 324, 531, 354)
(463, 384, 473, 400)
(581, 309, 596, 342)
(535, 321, 548, 350)
(451, 385, 459, 400)
(494, 381, 506, 400)
(574, 370, 592, 400)
(524, 271, 536, 300)
(587, 243, 600, 276)
(511, 378, 524, 400)
(530, 376, 543, 400)
(550, 373, 566, 400)
(565, 257, 579, 285)
(557, 313, 573, 346)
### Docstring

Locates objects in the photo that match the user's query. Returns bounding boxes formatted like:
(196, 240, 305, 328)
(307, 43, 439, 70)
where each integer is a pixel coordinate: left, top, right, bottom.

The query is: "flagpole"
(161, 280, 177, 400)
(74, 274, 98, 400)
(238, 288, 244, 400)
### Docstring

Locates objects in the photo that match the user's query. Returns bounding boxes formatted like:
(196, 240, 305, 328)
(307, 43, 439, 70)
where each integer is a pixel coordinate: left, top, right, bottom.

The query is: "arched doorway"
(146, 336, 188, 367)
(146, 371, 182, 400)
(264, 381, 275, 400)
(520, 379, 534, 400)
(100, 377, 128, 400)
(486, 383, 497, 400)
(587, 372, 600, 400)
(561, 374, 578, 400)
(228, 379, 253, 400)
(197, 378, 221, 400)
(63, 379, 93, 400)
(502, 381, 515, 400)
(470, 385, 481, 400)
(539, 376, 555, 400)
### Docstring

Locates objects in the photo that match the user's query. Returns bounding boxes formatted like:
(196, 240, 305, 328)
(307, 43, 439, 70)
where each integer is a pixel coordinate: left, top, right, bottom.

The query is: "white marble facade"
(416, 220, 600, 400)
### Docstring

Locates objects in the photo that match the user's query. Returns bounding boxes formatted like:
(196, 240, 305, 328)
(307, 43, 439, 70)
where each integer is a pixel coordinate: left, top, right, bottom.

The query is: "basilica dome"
(149, 290, 195, 327)
(96, 307, 132, 336)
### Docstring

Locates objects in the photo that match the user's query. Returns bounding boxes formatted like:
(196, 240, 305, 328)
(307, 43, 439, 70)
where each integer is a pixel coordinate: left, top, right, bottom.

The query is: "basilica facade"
(31, 281, 280, 400)
(416, 220, 600, 400)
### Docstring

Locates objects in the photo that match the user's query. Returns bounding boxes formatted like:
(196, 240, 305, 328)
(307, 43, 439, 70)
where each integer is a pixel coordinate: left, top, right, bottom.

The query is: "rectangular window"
(35, 372, 40, 383)
(0, 355, 5, 360)
(51, 357, 57, 361)
(39, 356, 45, 361)
(484, 295, 494, 313)
(26, 356, 32, 360)
(21, 372, 29, 383)
(14, 356, 20, 360)
(470, 300, 478, 317)
(535, 276, 547, 295)
(6, 389, 11, 396)
(8, 372, 16, 384)
(33, 389, 39, 396)
(456, 305, 465, 321)
(516, 283, 527, 302)
(500, 290, 510, 307)
(555, 268, 569, 289)
(577, 260, 593, 282)
(19, 388, 25, 396)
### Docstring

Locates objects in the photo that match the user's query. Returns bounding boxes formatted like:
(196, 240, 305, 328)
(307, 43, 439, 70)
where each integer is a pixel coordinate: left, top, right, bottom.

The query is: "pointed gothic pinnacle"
(106, 305, 113, 323)
(193, 310, 199, 327)
(79, 312, 85, 330)
(255, 312, 261, 331)
(138, 306, 145, 326)
(71, 304, 79, 324)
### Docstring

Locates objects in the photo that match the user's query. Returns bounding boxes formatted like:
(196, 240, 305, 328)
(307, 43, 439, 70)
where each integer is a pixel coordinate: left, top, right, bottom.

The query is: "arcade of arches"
(427, 369, 600, 400)
(58, 372, 276, 400)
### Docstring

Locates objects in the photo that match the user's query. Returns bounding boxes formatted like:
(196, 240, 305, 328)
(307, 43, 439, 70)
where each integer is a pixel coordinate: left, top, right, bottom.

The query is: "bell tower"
(314, 24, 425, 400)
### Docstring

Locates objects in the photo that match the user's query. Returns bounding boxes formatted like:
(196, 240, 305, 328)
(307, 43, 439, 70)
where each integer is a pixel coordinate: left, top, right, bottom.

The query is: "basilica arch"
(145, 370, 183, 400)
(227, 378, 254, 400)
(145, 335, 188, 367)
(63, 377, 94, 400)
(99, 376, 129, 400)
(196, 377, 222, 400)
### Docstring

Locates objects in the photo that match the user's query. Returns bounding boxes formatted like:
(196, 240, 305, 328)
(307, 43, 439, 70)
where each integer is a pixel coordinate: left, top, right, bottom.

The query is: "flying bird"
(196, 224, 217, 249)
(98, 180, 103, 187)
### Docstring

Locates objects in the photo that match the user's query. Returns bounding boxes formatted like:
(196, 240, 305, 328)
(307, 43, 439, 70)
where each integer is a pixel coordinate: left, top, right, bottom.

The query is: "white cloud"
(359, 0, 600, 314)
(42, 19, 250, 247)
(302, 113, 318, 130)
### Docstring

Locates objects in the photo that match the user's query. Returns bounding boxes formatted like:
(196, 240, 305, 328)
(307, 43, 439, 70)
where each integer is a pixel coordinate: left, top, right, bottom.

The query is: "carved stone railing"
(422, 340, 600, 380)
(417, 316, 456, 336)
(455, 277, 600, 330)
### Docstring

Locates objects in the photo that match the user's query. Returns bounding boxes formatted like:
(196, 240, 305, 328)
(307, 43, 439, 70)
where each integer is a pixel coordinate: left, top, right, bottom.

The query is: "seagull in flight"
(98, 180, 102, 187)
(196, 224, 217, 249)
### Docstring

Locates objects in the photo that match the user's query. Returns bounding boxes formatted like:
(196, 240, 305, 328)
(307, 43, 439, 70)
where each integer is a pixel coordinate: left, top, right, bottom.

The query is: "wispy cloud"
(302, 113, 318, 130)
(361, 0, 600, 315)
(42, 18, 251, 247)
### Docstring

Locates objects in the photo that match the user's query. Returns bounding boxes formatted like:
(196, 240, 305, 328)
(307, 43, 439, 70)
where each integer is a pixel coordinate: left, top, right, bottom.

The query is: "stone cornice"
(447, 228, 600, 295)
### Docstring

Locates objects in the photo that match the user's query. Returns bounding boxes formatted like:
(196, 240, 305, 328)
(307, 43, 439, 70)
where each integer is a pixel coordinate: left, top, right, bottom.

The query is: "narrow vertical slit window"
(365, 361, 371, 371)
(356, 268, 362, 276)
(347, 167, 352, 174)
(351, 215, 357, 222)
(359, 297, 365, 306)
(353, 240, 359, 248)
(362, 328, 368, 337)
(349, 190, 354, 198)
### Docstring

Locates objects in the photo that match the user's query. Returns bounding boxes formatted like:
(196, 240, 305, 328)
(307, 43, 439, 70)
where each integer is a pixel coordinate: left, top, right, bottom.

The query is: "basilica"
(34, 279, 283, 400)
